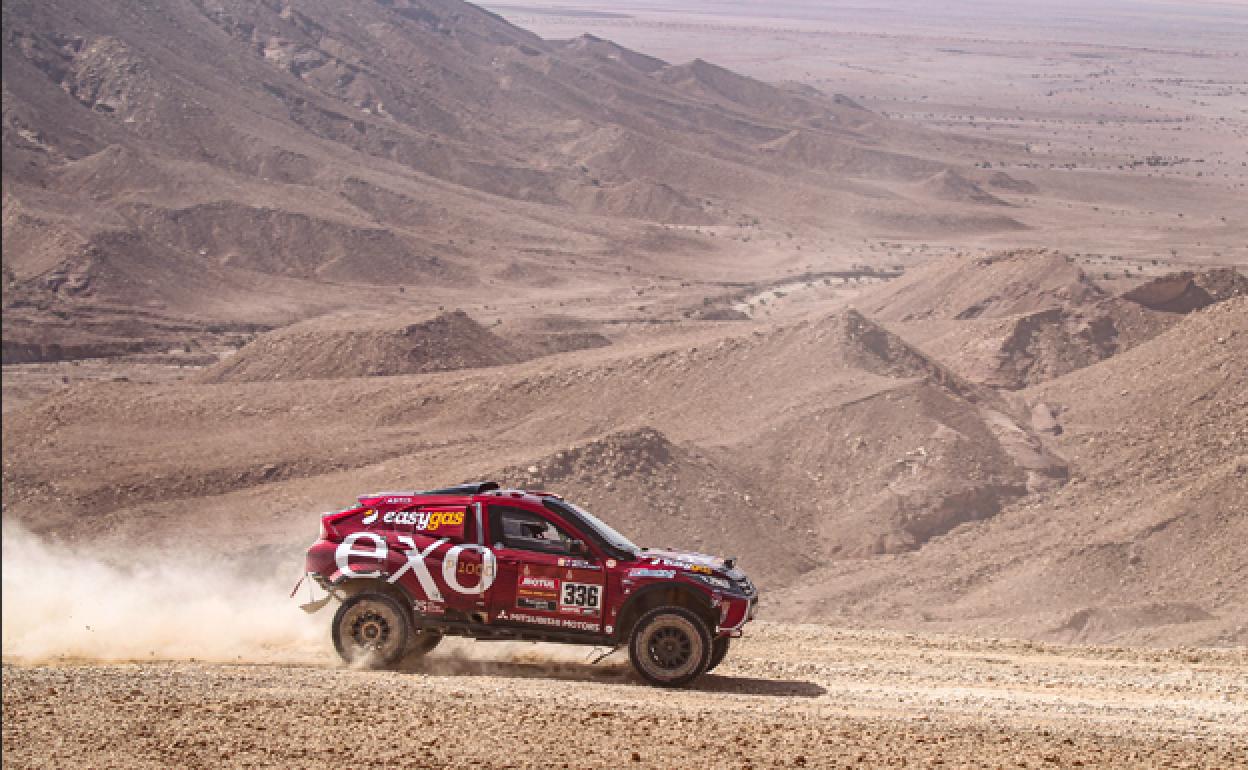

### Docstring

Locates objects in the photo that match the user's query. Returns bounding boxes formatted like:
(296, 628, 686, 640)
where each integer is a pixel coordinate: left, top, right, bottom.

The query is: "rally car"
(297, 481, 758, 686)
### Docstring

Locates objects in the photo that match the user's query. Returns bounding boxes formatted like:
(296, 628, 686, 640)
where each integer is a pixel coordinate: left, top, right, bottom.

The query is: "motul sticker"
(515, 572, 560, 612)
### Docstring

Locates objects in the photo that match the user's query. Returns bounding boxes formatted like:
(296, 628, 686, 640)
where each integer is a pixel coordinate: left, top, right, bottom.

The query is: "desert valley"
(2, 0, 1246, 766)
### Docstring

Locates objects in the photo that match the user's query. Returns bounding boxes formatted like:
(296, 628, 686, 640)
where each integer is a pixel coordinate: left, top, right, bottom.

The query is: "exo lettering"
(388, 536, 448, 601)
(335, 532, 386, 578)
(332, 535, 495, 599)
(441, 543, 497, 595)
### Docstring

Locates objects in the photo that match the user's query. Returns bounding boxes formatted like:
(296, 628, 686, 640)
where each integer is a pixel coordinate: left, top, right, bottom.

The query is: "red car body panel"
(304, 487, 758, 644)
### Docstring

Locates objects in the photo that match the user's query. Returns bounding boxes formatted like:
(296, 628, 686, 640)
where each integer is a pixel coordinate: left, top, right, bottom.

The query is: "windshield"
(545, 499, 641, 557)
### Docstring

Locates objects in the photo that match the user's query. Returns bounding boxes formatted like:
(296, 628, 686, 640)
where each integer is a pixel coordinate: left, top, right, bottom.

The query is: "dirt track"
(4, 624, 1244, 769)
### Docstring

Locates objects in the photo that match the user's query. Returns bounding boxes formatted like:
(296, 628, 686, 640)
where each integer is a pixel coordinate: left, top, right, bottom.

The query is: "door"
(485, 504, 605, 634)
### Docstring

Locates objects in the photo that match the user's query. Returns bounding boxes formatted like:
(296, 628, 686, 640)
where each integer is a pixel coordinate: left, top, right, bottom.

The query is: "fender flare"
(614, 581, 716, 639)
(326, 570, 418, 604)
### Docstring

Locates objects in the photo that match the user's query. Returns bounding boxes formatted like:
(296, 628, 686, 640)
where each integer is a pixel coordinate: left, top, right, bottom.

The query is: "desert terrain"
(5, 625, 1247, 768)
(3, 0, 1246, 766)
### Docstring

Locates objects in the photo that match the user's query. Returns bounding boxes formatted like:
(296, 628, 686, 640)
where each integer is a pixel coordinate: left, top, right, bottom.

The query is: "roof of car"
(357, 481, 561, 507)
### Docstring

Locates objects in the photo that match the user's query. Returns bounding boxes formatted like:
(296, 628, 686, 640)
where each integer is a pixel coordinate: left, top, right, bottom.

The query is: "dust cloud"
(1, 523, 327, 664)
(0, 522, 621, 670)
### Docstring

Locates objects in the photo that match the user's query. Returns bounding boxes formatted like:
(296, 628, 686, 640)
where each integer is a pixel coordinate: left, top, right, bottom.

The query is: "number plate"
(559, 581, 602, 614)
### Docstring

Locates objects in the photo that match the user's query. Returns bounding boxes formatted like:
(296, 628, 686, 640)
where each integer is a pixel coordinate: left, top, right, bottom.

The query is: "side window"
(489, 505, 575, 555)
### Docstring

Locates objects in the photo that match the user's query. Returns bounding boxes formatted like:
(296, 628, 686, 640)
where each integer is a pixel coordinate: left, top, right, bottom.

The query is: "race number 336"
(560, 582, 601, 610)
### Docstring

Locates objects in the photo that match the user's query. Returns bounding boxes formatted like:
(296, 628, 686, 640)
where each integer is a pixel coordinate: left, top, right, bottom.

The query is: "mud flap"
(292, 573, 335, 613)
(300, 594, 334, 614)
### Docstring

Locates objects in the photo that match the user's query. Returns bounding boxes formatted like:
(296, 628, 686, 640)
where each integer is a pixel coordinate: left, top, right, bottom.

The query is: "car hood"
(639, 548, 735, 575)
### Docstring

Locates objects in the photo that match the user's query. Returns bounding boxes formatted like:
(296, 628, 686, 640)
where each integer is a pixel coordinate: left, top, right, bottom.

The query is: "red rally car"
(298, 481, 758, 686)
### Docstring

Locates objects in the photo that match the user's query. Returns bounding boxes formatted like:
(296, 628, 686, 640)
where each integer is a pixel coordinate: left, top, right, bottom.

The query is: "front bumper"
(716, 590, 758, 636)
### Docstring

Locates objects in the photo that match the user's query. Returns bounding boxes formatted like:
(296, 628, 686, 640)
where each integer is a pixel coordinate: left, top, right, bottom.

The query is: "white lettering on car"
(333, 535, 495, 600)
(387, 536, 448, 602)
(505, 612, 600, 632)
(335, 532, 387, 578)
(442, 544, 497, 595)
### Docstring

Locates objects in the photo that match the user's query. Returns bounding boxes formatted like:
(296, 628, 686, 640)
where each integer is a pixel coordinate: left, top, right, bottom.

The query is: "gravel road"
(4, 624, 1245, 768)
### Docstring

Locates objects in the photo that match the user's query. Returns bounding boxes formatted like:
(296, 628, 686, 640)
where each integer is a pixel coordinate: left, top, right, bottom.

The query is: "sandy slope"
(3, 624, 1244, 768)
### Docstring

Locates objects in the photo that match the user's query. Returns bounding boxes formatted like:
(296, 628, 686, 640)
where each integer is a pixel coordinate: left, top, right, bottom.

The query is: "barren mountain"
(200, 310, 523, 382)
(770, 296, 1247, 645)
(858, 250, 1245, 388)
(1, 0, 1023, 362)
(3, 303, 1064, 587)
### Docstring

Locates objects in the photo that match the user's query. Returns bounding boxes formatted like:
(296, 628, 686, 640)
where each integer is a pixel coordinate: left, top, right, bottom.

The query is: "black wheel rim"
(350, 609, 391, 650)
(648, 626, 693, 670)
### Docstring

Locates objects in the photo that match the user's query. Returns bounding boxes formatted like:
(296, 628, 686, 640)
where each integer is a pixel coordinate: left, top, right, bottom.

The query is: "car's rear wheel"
(332, 592, 410, 667)
(628, 607, 712, 687)
(706, 636, 730, 673)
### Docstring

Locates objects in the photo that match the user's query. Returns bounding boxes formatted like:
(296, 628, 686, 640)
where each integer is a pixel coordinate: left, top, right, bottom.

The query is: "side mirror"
(569, 539, 588, 556)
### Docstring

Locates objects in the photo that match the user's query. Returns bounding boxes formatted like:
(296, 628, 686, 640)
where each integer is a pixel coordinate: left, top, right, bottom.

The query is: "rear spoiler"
(357, 481, 500, 505)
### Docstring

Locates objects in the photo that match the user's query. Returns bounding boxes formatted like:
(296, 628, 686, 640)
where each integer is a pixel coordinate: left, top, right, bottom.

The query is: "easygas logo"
(361, 509, 379, 525)
(381, 508, 465, 531)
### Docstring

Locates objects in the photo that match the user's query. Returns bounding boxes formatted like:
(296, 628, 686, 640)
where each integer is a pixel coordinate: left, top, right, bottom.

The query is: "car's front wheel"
(332, 592, 410, 668)
(628, 606, 712, 687)
(706, 636, 730, 673)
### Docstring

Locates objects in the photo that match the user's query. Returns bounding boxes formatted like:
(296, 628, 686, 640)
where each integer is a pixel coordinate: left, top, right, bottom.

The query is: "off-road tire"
(628, 606, 712, 687)
(332, 592, 411, 668)
(706, 636, 731, 673)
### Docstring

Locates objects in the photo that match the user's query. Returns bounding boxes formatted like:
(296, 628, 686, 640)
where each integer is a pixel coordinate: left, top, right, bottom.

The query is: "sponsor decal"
(516, 573, 560, 612)
(332, 535, 496, 600)
(514, 567, 603, 616)
(648, 557, 715, 574)
(517, 596, 558, 612)
(411, 599, 445, 615)
(335, 532, 387, 579)
(361, 509, 379, 525)
(382, 508, 465, 532)
(384, 496, 415, 504)
(441, 543, 495, 594)
(605, 559, 617, 569)
(558, 558, 600, 570)
(627, 568, 676, 579)
(506, 612, 599, 632)
(520, 576, 557, 591)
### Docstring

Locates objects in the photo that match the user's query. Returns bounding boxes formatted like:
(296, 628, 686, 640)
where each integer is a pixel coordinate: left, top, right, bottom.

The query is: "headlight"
(693, 573, 733, 591)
